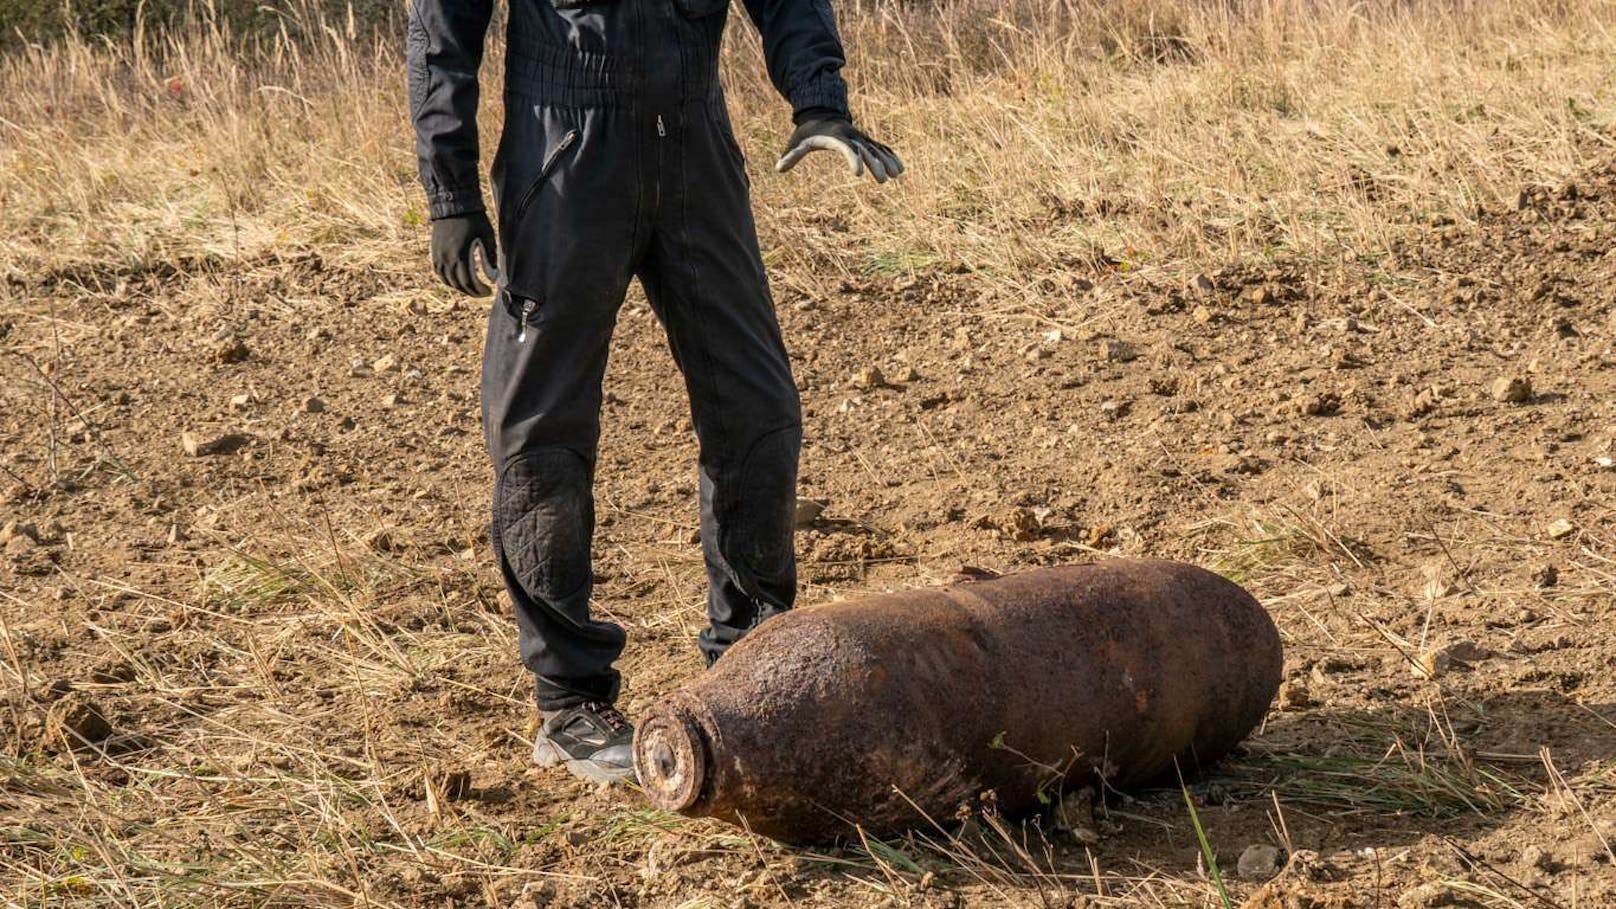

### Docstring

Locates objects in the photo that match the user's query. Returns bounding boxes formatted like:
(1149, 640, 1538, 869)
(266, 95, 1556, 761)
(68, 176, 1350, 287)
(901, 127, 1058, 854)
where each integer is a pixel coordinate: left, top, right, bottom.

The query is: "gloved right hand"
(430, 211, 498, 297)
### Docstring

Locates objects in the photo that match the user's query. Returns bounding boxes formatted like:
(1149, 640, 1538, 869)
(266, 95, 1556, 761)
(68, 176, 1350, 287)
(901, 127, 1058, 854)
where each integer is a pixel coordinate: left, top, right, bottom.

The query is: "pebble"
(381, 393, 402, 409)
(1546, 518, 1576, 540)
(1489, 375, 1532, 403)
(372, 353, 399, 373)
(1100, 339, 1139, 363)
(794, 498, 827, 529)
(228, 393, 252, 410)
(1412, 640, 1488, 679)
(212, 335, 250, 365)
(1237, 844, 1284, 881)
(851, 366, 884, 390)
(1052, 788, 1100, 845)
(301, 397, 326, 414)
(1518, 844, 1555, 873)
(1192, 305, 1214, 324)
(1277, 679, 1313, 710)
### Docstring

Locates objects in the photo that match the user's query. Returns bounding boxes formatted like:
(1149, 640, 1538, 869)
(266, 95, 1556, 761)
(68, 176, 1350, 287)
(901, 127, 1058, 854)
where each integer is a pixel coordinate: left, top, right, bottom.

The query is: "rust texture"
(633, 559, 1282, 843)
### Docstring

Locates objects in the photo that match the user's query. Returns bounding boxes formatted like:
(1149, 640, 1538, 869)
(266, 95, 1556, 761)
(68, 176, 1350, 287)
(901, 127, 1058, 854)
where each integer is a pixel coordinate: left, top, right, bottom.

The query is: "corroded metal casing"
(634, 559, 1282, 843)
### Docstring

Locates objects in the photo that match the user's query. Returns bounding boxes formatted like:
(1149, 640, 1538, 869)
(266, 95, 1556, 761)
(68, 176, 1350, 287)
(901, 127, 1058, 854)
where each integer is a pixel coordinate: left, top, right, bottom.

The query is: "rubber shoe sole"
(533, 737, 637, 786)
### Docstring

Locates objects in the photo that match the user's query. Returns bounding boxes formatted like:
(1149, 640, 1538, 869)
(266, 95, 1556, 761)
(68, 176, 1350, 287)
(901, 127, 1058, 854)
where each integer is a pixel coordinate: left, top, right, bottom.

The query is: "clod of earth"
(1490, 374, 1533, 403)
(45, 692, 112, 750)
(633, 559, 1282, 843)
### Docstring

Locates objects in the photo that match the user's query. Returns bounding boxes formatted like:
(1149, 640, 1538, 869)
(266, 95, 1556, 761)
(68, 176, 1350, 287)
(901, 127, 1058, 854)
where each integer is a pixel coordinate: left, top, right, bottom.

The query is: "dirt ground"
(6, 111, 1616, 909)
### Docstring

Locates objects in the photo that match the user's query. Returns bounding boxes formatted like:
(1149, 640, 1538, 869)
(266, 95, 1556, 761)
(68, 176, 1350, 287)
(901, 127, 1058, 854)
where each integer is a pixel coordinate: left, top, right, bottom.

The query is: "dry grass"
(5, 0, 1616, 286)
(6, 1, 1616, 907)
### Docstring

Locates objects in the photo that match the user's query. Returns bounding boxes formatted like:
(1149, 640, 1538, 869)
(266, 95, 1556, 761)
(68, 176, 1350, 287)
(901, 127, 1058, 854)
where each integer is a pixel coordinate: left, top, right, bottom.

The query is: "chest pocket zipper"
(515, 128, 579, 225)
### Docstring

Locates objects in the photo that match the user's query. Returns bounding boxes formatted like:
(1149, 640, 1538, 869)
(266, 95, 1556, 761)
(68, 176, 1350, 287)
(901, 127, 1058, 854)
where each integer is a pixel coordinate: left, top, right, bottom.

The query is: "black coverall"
(408, 0, 849, 709)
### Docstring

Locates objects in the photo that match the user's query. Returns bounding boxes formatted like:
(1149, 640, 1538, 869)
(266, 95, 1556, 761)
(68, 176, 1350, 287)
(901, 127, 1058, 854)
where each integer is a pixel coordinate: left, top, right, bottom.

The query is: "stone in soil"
(1489, 375, 1532, 403)
(1052, 788, 1100, 845)
(212, 335, 250, 365)
(1237, 843, 1285, 881)
(851, 366, 885, 390)
(793, 498, 827, 528)
(183, 430, 248, 456)
(1546, 517, 1576, 539)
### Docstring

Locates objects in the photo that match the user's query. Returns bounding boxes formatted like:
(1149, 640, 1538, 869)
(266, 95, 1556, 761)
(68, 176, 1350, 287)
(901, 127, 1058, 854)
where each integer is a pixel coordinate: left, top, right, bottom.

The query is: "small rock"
(1518, 844, 1556, 873)
(301, 397, 327, 414)
(512, 880, 557, 909)
(6, 534, 37, 559)
(1277, 679, 1313, 710)
(794, 498, 827, 529)
(212, 335, 250, 365)
(1099, 399, 1131, 420)
(1546, 518, 1576, 540)
(306, 326, 331, 343)
(1412, 640, 1489, 679)
(90, 659, 137, 684)
(381, 393, 402, 409)
(181, 432, 248, 457)
(1489, 375, 1532, 403)
(851, 366, 885, 390)
(1532, 563, 1559, 588)
(1100, 339, 1139, 363)
(1192, 305, 1214, 324)
(228, 393, 252, 410)
(1052, 788, 1100, 846)
(372, 353, 399, 373)
(1299, 392, 1341, 417)
(893, 365, 921, 383)
(1190, 273, 1215, 295)
(0, 520, 35, 545)
(1237, 844, 1285, 882)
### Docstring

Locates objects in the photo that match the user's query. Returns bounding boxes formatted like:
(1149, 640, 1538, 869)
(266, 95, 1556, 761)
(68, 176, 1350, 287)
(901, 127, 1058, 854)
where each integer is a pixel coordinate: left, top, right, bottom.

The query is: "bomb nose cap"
(633, 701, 710, 812)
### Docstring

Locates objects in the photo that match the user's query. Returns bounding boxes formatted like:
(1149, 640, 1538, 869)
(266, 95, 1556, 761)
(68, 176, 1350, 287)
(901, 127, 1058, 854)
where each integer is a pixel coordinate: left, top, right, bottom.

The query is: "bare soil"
(4, 153, 1616, 907)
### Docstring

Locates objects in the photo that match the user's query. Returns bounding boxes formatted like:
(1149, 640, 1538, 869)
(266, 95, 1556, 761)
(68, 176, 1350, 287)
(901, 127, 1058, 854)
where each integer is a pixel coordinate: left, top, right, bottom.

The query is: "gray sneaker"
(532, 701, 637, 785)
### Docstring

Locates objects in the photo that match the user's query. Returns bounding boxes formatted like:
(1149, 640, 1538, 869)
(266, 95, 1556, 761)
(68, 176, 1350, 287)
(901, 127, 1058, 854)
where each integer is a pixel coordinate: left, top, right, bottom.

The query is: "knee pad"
(495, 448, 594, 602)
(725, 423, 802, 584)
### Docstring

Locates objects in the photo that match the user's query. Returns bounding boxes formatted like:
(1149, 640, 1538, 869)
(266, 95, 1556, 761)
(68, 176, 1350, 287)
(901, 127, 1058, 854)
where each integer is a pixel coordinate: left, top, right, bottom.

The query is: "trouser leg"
(636, 96, 803, 666)
(484, 100, 640, 710)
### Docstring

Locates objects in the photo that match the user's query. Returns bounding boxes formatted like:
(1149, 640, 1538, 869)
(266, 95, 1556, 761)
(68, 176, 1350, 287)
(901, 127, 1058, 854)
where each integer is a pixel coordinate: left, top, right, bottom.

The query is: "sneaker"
(532, 700, 637, 785)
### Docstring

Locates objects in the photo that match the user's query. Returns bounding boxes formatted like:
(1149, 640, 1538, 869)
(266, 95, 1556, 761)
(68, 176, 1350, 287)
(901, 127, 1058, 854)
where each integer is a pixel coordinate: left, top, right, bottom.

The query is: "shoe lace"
(583, 701, 629, 734)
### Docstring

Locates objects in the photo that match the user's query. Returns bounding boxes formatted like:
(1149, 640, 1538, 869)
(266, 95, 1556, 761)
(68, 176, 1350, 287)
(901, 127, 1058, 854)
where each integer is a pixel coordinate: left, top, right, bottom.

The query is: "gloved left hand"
(430, 211, 498, 298)
(776, 117, 904, 184)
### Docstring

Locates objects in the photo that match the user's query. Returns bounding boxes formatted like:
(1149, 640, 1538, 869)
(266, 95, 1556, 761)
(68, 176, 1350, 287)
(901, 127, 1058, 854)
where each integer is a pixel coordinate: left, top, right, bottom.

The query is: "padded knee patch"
(727, 423, 802, 585)
(495, 448, 594, 603)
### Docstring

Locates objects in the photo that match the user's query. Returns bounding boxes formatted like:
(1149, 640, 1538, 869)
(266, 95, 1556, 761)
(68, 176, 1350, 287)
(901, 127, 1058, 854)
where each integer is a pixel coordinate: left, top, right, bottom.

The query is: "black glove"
(430, 211, 498, 297)
(776, 117, 904, 184)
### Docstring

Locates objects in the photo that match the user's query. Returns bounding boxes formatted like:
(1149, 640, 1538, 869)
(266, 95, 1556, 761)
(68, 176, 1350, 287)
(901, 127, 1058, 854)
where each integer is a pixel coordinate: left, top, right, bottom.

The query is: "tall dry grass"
(4, 0, 1616, 295)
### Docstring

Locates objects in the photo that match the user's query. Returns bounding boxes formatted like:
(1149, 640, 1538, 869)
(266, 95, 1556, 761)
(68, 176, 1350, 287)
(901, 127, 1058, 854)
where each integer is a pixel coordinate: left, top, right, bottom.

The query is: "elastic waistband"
(505, 37, 718, 107)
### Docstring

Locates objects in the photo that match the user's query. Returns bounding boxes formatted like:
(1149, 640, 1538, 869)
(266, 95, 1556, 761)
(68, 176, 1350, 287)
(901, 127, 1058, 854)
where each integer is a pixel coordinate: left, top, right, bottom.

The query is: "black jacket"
(407, 0, 851, 221)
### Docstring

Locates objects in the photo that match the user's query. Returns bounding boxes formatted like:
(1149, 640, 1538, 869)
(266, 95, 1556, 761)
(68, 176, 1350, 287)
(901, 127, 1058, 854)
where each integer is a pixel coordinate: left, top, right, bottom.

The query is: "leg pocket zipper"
(515, 128, 580, 225)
